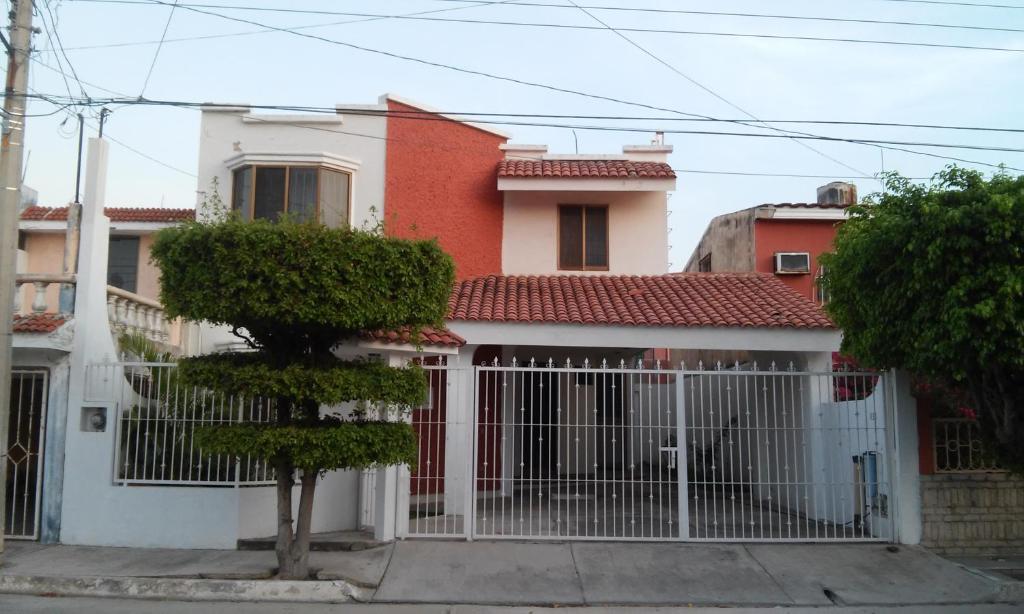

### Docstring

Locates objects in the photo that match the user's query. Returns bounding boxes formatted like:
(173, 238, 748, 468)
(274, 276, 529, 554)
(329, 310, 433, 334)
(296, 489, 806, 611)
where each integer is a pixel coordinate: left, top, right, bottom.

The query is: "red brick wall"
(754, 218, 840, 301)
(384, 100, 507, 279)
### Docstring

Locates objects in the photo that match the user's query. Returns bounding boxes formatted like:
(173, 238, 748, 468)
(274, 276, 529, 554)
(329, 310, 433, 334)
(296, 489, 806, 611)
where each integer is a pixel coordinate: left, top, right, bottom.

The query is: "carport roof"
(448, 273, 834, 329)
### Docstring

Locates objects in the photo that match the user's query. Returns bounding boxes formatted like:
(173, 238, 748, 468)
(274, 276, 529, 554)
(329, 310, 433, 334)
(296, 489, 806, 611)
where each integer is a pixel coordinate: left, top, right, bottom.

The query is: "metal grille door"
(4, 369, 48, 540)
(474, 361, 681, 540)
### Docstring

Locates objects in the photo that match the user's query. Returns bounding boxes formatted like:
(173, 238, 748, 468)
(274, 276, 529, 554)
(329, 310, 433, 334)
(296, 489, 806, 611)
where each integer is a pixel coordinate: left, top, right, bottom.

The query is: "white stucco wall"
(194, 106, 388, 353)
(501, 190, 669, 275)
(195, 107, 387, 225)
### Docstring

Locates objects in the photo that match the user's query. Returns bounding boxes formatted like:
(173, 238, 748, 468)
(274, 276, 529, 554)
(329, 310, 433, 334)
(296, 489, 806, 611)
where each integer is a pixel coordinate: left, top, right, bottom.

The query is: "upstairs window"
(698, 253, 712, 272)
(108, 236, 140, 293)
(231, 165, 350, 227)
(559, 205, 608, 271)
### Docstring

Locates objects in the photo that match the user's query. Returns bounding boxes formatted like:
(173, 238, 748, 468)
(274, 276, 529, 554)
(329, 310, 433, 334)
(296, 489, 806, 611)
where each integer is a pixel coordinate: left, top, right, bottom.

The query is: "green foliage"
(151, 216, 451, 576)
(195, 420, 418, 474)
(178, 353, 426, 407)
(150, 218, 455, 345)
(821, 167, 1024, 468)
(118, 332, 174, 363)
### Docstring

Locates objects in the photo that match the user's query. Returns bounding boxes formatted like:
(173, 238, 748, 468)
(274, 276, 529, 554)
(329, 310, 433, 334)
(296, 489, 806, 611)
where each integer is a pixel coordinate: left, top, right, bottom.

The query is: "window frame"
(557, 204, 610, 272)
(698, 253, 712, 272)
(107, 235, 141, 294)
(231, 164, 352, 227)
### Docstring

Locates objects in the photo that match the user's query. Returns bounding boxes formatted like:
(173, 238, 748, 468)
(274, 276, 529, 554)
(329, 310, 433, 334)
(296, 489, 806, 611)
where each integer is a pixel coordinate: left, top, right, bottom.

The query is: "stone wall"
(920, 473, 1024, 556)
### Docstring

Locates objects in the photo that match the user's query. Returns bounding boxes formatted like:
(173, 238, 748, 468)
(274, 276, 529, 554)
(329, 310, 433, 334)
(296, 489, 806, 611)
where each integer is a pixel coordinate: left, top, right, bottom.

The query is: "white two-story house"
(12, 94, 923, 554)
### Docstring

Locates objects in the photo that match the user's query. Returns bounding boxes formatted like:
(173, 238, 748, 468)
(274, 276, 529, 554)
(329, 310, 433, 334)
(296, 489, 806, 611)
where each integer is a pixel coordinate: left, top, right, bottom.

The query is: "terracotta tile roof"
(365, 326, 466, 348)
(498, 159, 675, 179)
(448, 273, 834, 329)
(13, 313, 67, 333)
(20, 206, 195, 223)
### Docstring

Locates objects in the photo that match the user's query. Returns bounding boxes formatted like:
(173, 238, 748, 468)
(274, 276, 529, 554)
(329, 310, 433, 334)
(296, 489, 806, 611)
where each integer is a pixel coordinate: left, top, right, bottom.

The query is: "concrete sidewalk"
(0, 540, 1019, 607)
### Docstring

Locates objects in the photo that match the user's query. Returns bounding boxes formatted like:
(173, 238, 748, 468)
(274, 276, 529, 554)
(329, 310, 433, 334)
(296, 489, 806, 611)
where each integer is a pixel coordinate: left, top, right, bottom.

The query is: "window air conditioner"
(774, 252, 811, 274)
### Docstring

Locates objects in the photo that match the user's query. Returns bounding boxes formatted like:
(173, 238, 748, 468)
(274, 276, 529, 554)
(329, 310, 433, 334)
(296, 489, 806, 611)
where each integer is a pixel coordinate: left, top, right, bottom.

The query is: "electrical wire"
(18, 93, 1023, 174)
(71, 0, 1024, 35)
(55, 0, 523, 51)
(872, 0, 1024, 9)
(563, 0, 870, 179)
(139, 0, 179, 96)
(406, 0, 1024, 28)
(41, 0, 89, 99)
(120, 0, 1020, 174)
(67, 0, 1024, 54)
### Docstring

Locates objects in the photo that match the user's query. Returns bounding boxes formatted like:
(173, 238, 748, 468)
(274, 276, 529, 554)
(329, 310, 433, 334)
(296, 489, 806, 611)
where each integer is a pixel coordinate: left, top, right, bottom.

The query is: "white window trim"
(224, 151, 362, 175)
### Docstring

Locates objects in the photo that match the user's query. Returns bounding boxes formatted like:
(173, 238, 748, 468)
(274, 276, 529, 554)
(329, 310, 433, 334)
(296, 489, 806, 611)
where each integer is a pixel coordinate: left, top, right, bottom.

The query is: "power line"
(33, 6, 76, 104)
(338, 0, 1024, 34)
(68, 0, 1024, 54)
(139, 0, 179, 96)
(56, 0, 524, 52)
(39, 0, 89, 98)
(315, 107, 1024, 135)
(23, 75, 1019, 134)
(20, 93, 1024, 165)
(673, 168, 932, 180)
(563, 0, 870, 179)
(872, 0, 1024, 9)
(128, 0, 1013, 173)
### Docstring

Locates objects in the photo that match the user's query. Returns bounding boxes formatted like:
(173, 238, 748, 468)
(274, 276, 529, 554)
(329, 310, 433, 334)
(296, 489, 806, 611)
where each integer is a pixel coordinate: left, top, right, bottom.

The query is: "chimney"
(816, 181, 857, 206)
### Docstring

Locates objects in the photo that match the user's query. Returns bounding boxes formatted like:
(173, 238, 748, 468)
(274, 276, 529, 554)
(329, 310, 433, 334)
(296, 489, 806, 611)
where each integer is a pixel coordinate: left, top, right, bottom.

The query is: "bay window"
(231, 165, 351, 227)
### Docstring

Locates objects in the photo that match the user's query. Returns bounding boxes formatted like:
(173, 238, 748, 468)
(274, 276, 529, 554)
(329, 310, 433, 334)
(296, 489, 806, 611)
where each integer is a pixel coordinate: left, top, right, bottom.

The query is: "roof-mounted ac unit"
(774, 252, 811, 274)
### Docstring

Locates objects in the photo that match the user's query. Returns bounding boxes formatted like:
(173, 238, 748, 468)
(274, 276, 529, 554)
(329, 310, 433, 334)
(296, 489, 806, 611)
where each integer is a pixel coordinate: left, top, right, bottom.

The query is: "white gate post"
(675, 371, 689, 540)
(886, 369, 921, 545)
(442, 363, 474, 537)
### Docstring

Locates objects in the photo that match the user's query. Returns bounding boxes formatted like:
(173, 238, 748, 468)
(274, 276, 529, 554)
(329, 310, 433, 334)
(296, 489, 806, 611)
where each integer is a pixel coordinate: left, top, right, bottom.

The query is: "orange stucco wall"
(383, 100, 507, 279)
(754, 218, 840, 301)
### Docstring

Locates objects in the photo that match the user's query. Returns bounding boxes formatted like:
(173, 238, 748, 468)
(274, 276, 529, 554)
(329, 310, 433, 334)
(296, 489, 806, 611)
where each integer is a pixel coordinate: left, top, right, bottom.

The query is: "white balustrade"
(14, 274, 76, 317)
(106, 286, 170, 344)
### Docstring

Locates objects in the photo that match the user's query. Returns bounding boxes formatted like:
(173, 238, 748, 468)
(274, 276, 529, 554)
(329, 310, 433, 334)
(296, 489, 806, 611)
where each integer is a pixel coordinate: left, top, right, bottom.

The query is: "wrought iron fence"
(5, 369, 48, 539)
(87, 362, 276, 486)
(933, 418, 1004, 473)
(404, 358, 894, 543)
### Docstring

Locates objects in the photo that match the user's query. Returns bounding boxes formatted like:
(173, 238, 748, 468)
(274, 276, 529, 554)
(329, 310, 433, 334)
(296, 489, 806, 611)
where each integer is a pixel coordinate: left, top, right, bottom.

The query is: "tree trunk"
(274, 457, 297, 579)
(287, 471, 318, 579)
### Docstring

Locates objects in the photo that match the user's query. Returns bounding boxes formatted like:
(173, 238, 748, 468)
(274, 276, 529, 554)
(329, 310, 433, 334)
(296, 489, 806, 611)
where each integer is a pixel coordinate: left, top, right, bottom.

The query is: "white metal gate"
(4, 369, 48, 540)
(404, 360, 895, 543)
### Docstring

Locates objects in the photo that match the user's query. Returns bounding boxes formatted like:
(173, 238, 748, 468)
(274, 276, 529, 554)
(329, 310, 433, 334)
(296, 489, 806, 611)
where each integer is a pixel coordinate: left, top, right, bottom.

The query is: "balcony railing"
(107, 286, 171, 345)
(15, 273, 76, 316)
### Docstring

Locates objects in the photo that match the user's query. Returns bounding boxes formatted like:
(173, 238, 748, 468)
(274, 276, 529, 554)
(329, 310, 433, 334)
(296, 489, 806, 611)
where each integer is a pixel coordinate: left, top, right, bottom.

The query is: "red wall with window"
(384, 100, 506, 279)
(754, 219, 840, 301)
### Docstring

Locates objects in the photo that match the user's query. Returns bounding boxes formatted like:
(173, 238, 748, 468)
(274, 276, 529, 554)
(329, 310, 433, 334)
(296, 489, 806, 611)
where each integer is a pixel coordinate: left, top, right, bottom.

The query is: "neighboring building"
(683, 182, 857, 303)
(18, 205, 193, 314)
(5, 98, 926, 555)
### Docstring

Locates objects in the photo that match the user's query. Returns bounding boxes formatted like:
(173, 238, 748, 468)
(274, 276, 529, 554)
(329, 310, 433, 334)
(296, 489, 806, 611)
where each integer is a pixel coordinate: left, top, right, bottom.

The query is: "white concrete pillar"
(888, 369, 921, 545)
(373, 466, 398, 542)
(442, 363, 474, 527)
(802, 351, 833, 522)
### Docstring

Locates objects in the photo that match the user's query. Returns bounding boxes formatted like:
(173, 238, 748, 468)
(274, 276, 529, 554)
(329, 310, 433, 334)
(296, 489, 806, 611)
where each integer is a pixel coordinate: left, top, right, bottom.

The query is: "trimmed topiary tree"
(151, 218, 454, 578)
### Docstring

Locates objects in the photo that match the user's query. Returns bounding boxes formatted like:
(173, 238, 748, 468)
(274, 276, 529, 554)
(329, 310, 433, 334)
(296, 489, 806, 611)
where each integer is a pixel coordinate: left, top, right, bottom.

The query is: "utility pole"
(0, 0, 35, 563)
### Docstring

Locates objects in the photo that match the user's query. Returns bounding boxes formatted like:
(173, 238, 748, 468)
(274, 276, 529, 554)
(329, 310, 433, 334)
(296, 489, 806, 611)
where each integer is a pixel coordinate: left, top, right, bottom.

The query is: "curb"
(0, 574, 373, 603)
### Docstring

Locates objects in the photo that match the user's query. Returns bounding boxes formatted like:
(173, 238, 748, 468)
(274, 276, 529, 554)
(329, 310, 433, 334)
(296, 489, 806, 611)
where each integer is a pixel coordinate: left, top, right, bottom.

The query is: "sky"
(16, 0, 1024, 270)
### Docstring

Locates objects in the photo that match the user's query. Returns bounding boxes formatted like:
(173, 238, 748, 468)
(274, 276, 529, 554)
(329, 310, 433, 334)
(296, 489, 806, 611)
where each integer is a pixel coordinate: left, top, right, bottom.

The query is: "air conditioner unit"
(774, 252, 811, 274)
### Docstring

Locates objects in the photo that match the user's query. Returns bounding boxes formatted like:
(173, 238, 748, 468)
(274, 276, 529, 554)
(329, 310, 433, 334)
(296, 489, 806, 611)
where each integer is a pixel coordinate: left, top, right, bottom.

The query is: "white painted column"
(373, 466, 398, 542)
(442, 363, 475, 534)
(373, 351, 419, 541)
(888, 369, 921, 545)
(802, 351, 832, 523)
